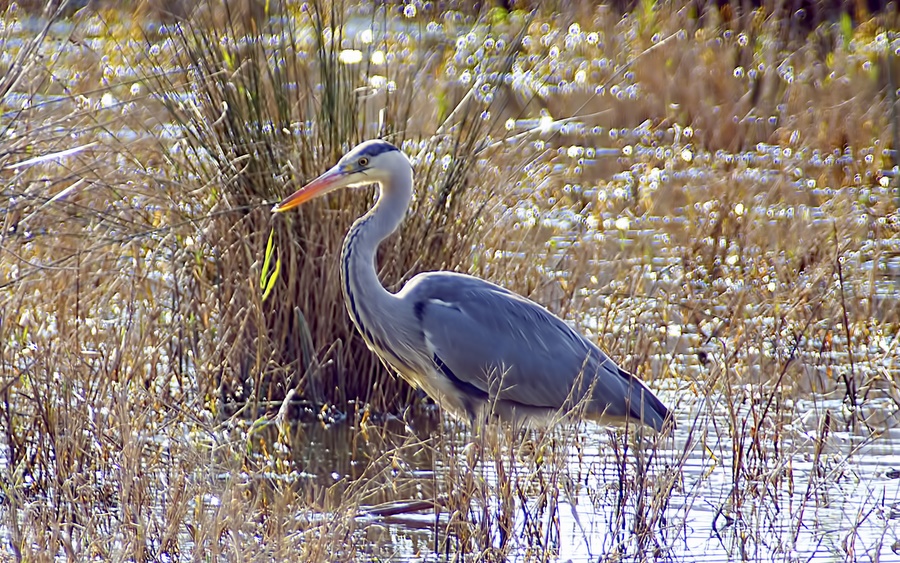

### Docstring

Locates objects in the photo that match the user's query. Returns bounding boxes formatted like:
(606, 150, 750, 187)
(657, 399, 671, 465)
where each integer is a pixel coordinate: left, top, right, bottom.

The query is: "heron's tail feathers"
(616, 367, 673, 432)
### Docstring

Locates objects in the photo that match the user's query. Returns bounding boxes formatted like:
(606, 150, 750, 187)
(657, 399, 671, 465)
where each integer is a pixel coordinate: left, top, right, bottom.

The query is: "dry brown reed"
(132, 0, 541, 418)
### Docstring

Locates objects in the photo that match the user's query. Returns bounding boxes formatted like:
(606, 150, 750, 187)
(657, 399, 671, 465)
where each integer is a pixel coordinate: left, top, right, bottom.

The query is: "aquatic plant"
(137, 0, 539, 417)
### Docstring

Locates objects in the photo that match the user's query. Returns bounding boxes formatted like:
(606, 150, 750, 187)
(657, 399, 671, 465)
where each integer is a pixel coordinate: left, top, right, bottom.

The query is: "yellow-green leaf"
(261, 257, 281, 302)
(260, 228, 276, 289)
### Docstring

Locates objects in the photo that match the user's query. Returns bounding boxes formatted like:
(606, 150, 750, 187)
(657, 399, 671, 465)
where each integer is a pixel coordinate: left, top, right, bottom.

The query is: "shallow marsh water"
(260, 403, 900, 561)
(2, 4, 900, 561)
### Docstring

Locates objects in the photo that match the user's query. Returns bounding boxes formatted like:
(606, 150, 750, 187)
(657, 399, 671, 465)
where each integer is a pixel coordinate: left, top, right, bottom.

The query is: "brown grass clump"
(130, 0, 542, 419)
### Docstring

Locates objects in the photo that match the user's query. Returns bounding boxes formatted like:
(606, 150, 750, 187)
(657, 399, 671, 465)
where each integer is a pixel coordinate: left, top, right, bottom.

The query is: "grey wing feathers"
(401, 272, 669, 429)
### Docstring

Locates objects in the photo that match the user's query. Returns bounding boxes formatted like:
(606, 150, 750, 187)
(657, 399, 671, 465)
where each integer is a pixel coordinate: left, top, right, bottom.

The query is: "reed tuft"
(134, 0, 541, 417)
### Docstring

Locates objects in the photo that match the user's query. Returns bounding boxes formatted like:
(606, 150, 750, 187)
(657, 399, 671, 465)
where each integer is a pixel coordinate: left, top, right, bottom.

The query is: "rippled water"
(266, 399, 900, 561)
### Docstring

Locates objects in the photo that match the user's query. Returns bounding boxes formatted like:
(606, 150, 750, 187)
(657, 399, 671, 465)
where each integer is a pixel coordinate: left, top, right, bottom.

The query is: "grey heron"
(273, 139, 672, 431)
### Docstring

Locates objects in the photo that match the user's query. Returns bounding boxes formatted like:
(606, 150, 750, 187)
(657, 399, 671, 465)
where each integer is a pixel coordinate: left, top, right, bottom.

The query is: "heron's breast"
(356, 325, 471, 419)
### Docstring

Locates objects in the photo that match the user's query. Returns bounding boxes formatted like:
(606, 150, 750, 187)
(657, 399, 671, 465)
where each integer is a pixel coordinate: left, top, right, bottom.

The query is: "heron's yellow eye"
(358, 157, 369, 167)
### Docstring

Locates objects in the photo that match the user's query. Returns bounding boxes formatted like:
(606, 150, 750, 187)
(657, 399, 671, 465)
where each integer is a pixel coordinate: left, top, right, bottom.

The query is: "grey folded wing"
(404, 272, 667, 428)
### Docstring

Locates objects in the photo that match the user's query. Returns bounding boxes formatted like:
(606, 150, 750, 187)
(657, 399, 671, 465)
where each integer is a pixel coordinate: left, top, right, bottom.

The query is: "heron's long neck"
(340, 168, 412, 338)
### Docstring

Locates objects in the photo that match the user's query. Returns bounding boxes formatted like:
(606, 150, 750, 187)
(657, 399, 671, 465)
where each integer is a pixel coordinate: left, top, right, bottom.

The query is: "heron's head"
(272, 139, 408, 213)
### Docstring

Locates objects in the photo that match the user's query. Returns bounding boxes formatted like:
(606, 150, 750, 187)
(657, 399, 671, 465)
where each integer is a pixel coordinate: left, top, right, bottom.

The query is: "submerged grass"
(0, 0, 898, 560)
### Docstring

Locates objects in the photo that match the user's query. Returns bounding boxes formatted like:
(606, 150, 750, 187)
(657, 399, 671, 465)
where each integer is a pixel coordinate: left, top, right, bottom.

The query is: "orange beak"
(272, 165, 346, 213)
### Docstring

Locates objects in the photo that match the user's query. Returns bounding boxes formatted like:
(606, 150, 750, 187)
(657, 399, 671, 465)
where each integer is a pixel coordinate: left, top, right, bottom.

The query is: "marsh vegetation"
(1, 0, 898, 560)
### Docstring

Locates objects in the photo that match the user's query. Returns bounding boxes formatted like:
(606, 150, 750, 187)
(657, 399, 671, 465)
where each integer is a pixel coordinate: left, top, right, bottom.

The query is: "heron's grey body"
(277, 139, 671, 431)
